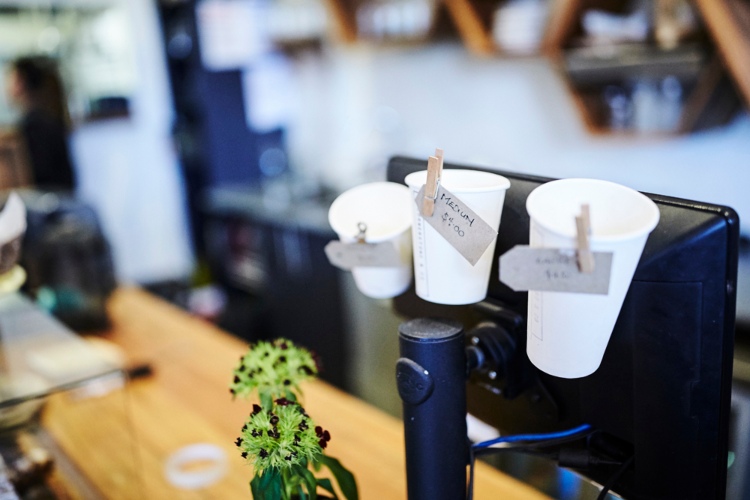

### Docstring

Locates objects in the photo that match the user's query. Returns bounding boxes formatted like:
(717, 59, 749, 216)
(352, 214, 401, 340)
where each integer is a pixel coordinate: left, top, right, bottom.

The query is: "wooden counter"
(42, 287, 549, 499)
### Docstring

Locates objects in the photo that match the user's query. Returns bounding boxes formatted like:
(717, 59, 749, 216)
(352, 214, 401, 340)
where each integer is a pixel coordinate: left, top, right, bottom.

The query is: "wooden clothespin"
(422, 149, 444, 217)
(356, 222, 367, 243)
(576, 204, 595, 273)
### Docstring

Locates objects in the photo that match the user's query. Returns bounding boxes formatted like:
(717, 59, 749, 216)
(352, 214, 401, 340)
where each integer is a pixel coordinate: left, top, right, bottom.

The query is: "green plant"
(231, 339, 358, 500)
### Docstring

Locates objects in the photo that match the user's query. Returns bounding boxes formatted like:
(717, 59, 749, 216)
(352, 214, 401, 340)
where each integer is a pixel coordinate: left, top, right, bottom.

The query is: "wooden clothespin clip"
(422, 149, 444, 217)
(575, 204, 595, 273)
(356, 222, 367, 243)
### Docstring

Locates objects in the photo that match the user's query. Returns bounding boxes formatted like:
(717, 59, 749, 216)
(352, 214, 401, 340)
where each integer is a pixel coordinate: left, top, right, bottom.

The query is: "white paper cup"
(328, 182, 413, 299)
(405, 169, 510, 305)
(525, 178, 660, 378)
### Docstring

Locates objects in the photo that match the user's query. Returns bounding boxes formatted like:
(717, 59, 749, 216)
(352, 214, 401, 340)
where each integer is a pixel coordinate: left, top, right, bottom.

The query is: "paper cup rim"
(526, 178, 660, 242)
(405, 169, 511, 193)
(328, 182, 412, 243)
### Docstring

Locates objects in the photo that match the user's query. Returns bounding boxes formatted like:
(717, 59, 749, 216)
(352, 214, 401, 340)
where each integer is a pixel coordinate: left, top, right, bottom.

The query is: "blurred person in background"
(4, 58, 111, 331)
(5, 55, 76, 191)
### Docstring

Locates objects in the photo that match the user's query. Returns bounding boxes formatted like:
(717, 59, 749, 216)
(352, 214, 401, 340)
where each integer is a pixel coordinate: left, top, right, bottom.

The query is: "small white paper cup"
(405, 169, 510, 305)
(328, 182, 413, 299)
(525, 178, 660, 379)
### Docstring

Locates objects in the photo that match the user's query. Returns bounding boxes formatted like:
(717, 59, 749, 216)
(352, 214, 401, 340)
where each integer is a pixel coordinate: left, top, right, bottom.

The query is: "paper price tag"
(499, 245, 613, 294)
(415, 185, 498, 266)
(324, 241, 402, 270)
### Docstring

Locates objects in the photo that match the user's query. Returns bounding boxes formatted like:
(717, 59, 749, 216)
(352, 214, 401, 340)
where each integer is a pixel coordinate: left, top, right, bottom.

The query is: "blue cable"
(472, 423, 593, 450)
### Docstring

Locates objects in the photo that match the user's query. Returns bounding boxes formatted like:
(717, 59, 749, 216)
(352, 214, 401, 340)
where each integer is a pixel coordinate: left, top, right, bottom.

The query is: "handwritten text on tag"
(324, 241, 401, 270)
(499, 245, 613, 294)
(415, 185, 498, 266)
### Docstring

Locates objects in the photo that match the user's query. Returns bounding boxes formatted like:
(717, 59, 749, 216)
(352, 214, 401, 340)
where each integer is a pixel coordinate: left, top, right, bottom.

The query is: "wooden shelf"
(320, 0, 749, 135)
(323, 0, 358, 43)
(695, 0, 750, 108)
(678, 55, 742, 132)
(542, 0, 584, 53)
(543, 0, 745, 136)
(444, 0, 497, 55)
(563, 43, 706, 84)
(323, 0, 553, 56)
(324, 0, 442, 46)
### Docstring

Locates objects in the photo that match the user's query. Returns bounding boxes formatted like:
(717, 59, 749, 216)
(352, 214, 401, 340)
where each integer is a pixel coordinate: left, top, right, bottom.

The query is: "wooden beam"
(323, 0, 358, 44)
(695, 0, 750, 108)
(542, 0, 584, 55)
(443, 0, 496, 56)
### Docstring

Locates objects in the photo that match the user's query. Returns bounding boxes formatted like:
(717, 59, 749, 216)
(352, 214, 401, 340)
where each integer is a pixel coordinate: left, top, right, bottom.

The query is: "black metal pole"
(397, 318, 467, 500)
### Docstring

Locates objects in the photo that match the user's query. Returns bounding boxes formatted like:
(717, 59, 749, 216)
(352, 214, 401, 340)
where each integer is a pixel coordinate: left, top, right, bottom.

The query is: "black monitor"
(388, 156, 739, 499)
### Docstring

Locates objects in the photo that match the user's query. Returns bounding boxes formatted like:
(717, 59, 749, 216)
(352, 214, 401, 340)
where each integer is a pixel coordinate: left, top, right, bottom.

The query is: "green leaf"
(293, 464, 318, 500)
(280, 468, 292, 500)
(318, 455, 358, 500)
(260, 391, 273, 411)
(268, 475, 283, 500)
(285, 388, 298, 402)
(297, 485, 308, 500)
(252, 469, 283, 500)
(316, 478, 338, 498)
(259, 469, 279, 490)
(251, 476, 262, 498)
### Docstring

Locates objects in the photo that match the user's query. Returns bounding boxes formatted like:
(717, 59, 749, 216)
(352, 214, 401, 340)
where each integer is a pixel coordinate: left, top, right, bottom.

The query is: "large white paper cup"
(405, 169, 510, 305)
(328, 182, 413, 299)
(525, 178, 660, 379)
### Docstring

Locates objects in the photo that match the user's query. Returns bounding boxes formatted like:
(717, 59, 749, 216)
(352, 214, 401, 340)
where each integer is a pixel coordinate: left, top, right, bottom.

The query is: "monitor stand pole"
(397, 318, 467, 500)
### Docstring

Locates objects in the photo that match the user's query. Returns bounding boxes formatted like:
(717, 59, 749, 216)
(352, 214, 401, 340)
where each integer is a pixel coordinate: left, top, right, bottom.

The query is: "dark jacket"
(19, 108, 75, 190)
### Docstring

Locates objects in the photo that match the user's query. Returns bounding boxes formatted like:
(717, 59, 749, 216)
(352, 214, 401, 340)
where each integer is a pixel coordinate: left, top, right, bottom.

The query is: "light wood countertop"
(42, 287, 550, 499)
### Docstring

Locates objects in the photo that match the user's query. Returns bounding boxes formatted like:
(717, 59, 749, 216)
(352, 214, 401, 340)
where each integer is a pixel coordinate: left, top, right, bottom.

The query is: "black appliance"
(21, 192, 116, 331)
(156, 0, 285, 255)
(388, 156, 739, 499)
(201, 186, 349, 391)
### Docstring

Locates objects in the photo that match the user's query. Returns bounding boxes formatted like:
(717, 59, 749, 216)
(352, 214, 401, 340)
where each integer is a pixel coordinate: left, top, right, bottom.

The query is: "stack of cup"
(525, 178, 660, 378)
(492, 0, 549, 54)
(328, 182, 413, 299)
(405, 169, 510, 305)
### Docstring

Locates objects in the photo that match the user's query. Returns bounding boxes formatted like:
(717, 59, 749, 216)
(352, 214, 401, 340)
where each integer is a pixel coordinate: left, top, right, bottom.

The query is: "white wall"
(10, 1, 748, 283)
(14, 0, 747, 282)
(71, 0, 194, 283)
(285, 44, 750, 232)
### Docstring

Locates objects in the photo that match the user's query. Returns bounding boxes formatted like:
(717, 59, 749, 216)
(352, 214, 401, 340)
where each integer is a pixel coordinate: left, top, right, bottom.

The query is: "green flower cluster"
(230, 338, 357, 500)
(236, 398, 328, 474)
(230, 339, 319, 402)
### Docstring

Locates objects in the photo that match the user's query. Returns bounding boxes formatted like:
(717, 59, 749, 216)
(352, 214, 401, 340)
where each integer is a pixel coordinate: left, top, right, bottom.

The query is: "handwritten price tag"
(324, 241, 402, 270)
(415, 185, 498, 266)
(499, 245, 613, 294)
